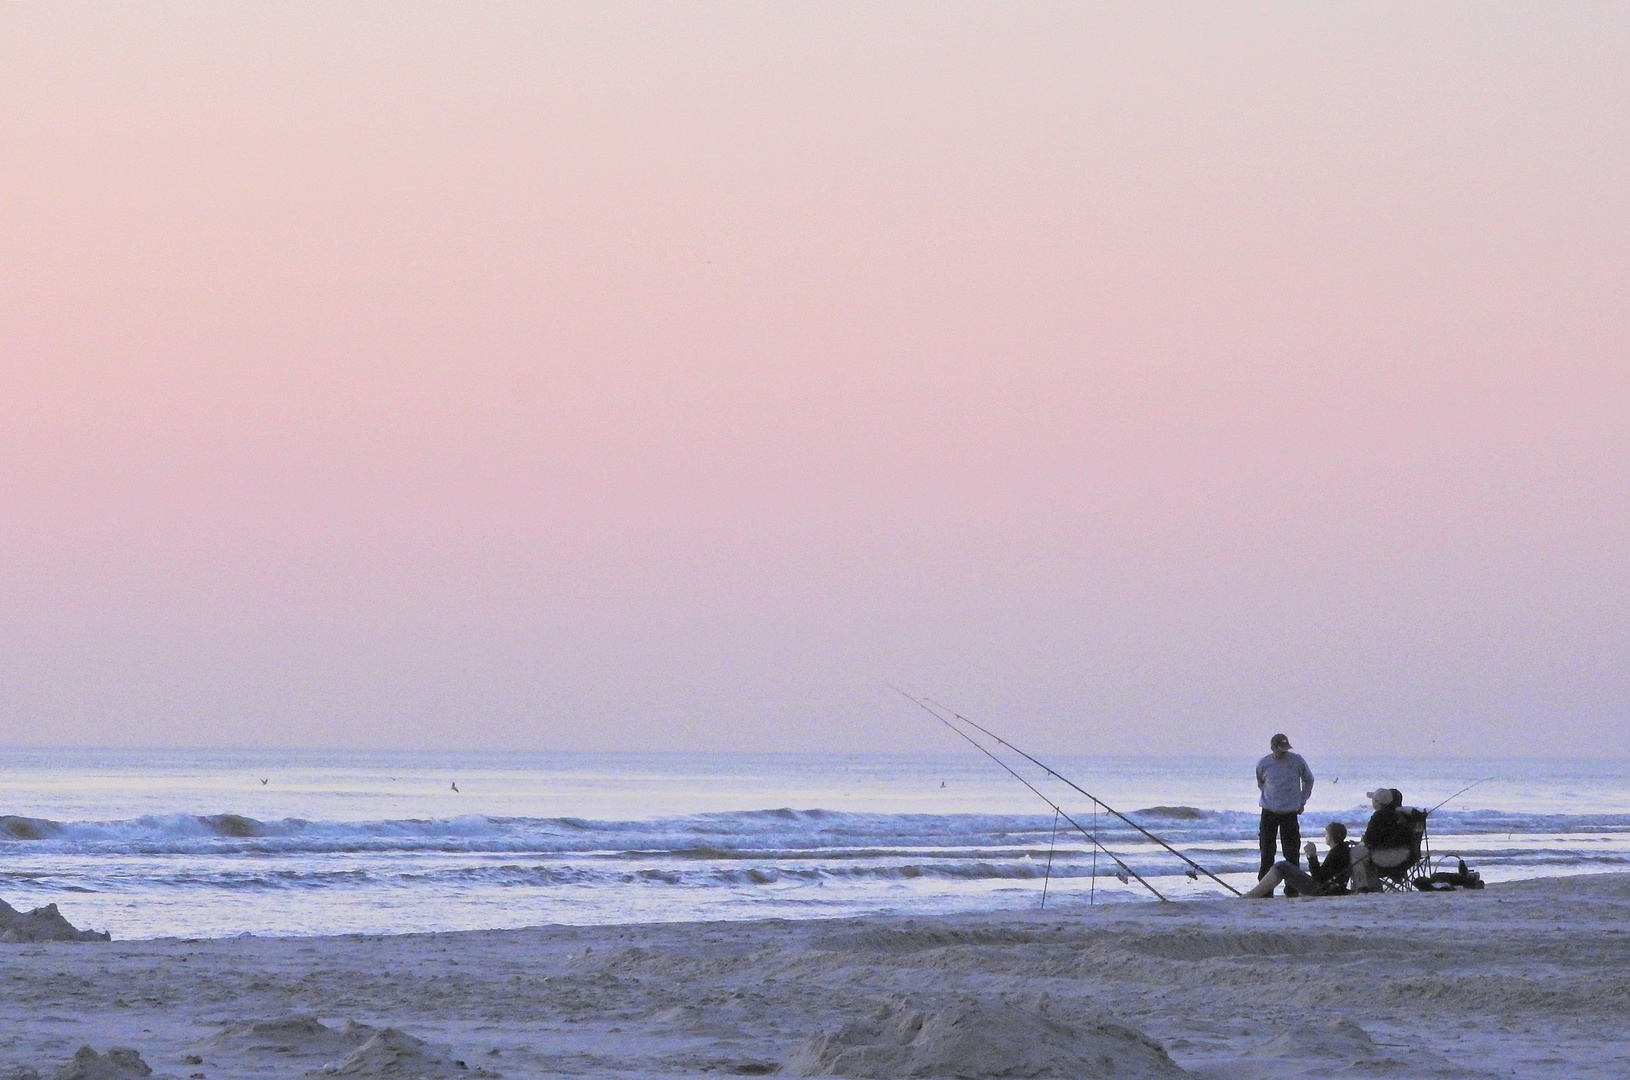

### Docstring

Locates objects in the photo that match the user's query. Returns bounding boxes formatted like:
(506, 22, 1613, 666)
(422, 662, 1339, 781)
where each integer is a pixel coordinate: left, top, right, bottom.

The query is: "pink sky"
(2, 4, 1627, 756)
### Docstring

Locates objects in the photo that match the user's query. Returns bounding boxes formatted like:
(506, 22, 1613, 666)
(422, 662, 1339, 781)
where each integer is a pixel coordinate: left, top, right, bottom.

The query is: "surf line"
(901, 689, 1243, 898)
(894, 689, 1168, 902)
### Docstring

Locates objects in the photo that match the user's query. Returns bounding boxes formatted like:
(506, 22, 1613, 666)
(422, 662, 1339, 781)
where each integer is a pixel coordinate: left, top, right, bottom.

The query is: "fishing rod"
(895, 690, 1168, 901)
(1427, 777, 1496, 816)
(924, 698, 1243, 897)
(1040, 809, 1059, 910)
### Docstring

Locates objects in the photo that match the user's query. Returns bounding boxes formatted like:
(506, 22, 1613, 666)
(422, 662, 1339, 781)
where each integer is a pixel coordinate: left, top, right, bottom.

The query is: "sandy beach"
(10, 6, 1630, 1079)
(4, 873, 1627, 1080)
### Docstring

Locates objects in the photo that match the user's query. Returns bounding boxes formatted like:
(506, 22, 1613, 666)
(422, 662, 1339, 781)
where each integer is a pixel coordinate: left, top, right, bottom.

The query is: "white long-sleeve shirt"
(1256, 752, 1314, 813)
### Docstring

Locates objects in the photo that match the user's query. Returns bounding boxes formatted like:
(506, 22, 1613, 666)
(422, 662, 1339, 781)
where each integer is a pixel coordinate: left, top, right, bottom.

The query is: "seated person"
(1243, 821, 1352, 898)
(1350, 787, 1414, 892)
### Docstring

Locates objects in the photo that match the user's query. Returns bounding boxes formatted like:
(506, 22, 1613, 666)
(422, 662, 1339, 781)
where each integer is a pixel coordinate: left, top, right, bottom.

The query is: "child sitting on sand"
(1243, 821, 1352, 898)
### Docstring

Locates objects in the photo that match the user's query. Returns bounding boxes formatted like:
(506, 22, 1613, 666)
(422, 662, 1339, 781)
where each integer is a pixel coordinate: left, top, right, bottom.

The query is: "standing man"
(1255, 733, 1315, 896)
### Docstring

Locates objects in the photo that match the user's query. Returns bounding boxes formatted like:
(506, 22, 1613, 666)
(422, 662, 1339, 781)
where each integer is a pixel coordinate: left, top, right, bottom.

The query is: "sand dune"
(11, 1046, 154, 1080)
(3, 873, 1628, 1079)
(0, 899, 110, 943)
(784, 997, 1186, 1078)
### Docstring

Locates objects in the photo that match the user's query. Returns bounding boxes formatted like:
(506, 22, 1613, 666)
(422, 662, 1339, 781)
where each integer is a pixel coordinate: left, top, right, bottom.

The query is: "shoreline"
(31, 859, 1630, 946)
(4, 872, 1627, 1079)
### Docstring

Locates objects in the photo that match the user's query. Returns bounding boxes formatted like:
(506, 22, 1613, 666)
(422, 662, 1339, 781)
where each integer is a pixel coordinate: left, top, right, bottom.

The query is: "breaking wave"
(4, 806, 1628, 870)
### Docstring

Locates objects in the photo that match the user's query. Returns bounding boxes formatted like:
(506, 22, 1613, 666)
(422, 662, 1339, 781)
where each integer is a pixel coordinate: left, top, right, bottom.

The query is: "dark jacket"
(1361, 806, 1415, 851)
(1307, 841, 1352, 895)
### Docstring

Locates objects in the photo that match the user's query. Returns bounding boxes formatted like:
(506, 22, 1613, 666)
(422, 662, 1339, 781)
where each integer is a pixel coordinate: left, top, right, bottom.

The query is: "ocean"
(3, 748, 1627, 940)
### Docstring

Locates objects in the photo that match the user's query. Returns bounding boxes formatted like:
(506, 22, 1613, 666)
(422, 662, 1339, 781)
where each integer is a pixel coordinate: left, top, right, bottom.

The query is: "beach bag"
(1414, 859, 1483, 892)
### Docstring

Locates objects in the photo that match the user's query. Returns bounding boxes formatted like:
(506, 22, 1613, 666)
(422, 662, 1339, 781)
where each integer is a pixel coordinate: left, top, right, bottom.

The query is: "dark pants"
(1259, 810, 1301, 888)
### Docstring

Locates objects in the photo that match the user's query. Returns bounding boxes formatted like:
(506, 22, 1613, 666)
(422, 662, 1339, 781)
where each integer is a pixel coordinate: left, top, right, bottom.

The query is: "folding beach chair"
(1374, 806, 1429, 892)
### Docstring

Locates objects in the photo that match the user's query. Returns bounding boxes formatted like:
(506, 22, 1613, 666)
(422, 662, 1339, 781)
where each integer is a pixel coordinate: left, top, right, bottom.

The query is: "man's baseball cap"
(1365, 788, 1396, 806)
(1270, 733, 1292, 749)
